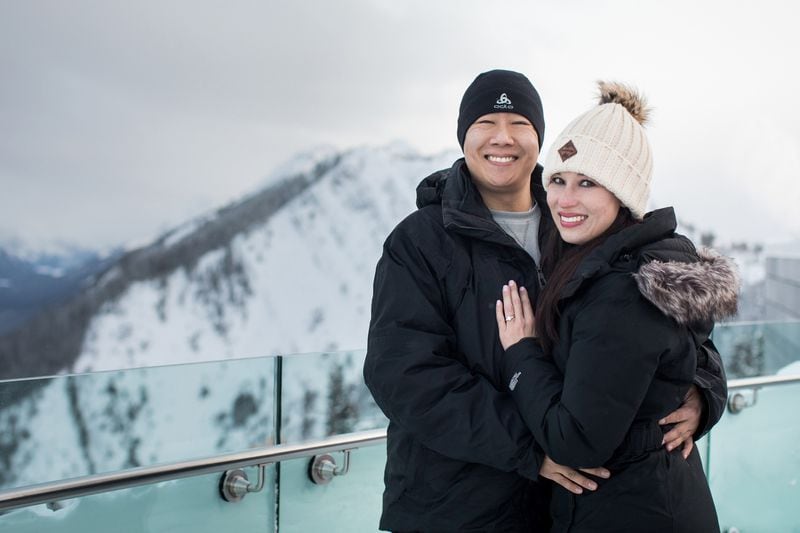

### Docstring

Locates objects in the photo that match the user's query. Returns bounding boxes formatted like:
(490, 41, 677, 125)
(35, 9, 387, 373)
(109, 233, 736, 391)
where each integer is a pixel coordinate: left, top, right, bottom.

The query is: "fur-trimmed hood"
(634, 248, 740, 326)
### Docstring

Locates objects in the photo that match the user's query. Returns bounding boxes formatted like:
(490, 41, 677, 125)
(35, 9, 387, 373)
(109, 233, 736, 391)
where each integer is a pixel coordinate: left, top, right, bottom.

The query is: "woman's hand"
(495, 280, 536, 350)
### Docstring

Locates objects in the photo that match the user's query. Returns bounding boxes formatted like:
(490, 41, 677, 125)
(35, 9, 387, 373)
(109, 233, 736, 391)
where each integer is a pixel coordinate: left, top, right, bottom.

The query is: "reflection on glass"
(278, 445, 385, 532)
(279, 350, 387, 444)
(707, 382, 800, 531)
(712, 320, 800, 378)
(1, 469, 275, 533)
(0, 357, 276, 490)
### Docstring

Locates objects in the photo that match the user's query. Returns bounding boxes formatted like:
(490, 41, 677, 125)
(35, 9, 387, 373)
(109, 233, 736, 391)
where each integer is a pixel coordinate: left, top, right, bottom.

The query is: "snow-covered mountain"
(0, 144, 458, 379)
(76, 144, 458, 373)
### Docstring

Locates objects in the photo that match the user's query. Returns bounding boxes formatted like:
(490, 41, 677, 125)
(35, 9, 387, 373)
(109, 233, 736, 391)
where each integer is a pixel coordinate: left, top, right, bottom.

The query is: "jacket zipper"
(537, 265, 547, 288)
(450, 220, 546, 288)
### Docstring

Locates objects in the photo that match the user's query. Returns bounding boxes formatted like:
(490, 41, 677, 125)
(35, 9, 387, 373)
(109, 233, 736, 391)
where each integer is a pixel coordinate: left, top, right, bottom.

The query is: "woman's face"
(546, 172, 621, 245)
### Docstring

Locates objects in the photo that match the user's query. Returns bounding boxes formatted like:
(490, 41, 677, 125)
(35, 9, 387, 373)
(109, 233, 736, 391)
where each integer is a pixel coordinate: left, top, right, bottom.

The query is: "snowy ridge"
(260, 145, 341, 188)
(76, 144, 457, 372)
(0, 149, 350, 379)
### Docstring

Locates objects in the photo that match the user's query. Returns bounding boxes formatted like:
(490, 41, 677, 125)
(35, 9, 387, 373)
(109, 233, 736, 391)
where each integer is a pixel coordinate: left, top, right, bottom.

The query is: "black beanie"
(456, 69, 545, 150)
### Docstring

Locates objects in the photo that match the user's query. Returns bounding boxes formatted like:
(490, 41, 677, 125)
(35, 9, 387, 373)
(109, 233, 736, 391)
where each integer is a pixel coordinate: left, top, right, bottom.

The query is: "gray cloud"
(1, 1, 798, 249)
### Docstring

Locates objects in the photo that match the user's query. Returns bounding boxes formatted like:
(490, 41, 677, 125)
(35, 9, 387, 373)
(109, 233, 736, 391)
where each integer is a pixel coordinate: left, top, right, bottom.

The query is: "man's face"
(463, 112, 539, 210)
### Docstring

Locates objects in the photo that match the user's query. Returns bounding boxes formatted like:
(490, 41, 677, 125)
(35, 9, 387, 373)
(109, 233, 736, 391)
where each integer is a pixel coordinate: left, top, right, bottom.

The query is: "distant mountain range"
(0, 246, 120, 336)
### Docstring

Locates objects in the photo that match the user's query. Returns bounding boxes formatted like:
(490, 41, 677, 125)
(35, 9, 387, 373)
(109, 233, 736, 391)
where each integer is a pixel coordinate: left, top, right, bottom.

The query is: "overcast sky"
(1, 1, 798, 251)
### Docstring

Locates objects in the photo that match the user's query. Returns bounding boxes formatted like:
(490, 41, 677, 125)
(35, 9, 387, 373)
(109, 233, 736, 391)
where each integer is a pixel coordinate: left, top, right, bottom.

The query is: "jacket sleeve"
(499, 281, 686, 468)
(363, 223, 542, 479)
(690, 331, 728, 438)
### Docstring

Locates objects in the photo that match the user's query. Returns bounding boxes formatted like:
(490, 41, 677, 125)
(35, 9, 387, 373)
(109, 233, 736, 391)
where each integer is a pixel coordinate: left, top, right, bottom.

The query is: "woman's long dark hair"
(535, 207, 637, 354)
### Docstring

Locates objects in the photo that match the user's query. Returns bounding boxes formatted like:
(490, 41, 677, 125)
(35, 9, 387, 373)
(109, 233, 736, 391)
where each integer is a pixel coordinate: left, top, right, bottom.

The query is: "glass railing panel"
(278, 350, 387, 444)
(0, 468, 275, 533)
(706, 380, 800, 532)
(277, 444, 385, 532)
(712, 320, 800, 378)
(705, 321, 800, 529)
(277, 350, 386, 530)
(0, 356, 277, 490)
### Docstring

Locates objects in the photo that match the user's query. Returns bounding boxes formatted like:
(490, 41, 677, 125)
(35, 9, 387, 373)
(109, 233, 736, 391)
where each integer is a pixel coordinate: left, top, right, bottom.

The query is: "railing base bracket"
(220, 464, 267, 503)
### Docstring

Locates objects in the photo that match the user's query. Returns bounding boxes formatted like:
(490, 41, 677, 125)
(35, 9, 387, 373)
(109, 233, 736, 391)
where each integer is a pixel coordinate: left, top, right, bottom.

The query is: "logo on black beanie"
(494, 93, 514, 110)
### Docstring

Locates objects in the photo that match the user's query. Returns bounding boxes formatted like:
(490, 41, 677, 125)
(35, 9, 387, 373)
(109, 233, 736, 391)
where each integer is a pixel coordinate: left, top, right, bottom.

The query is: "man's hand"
(659, 385, 702, 459)
(538, 455, 610, 495)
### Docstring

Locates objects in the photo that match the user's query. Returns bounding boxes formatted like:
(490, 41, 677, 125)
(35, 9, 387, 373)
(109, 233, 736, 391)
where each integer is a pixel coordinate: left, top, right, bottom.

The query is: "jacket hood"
(414, 158, 550, 250)
(562, 207, 739, 327)
(415, 166, 450, 209)
(633, 247, 740, 326)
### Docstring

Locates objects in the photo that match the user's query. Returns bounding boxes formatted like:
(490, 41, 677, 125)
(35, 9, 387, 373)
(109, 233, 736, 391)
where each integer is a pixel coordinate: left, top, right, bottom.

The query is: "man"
(364, 70, 726, 532)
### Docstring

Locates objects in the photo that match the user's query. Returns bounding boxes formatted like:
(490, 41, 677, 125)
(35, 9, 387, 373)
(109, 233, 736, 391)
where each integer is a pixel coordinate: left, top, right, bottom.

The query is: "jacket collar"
(415, 158, 549, 248)
(560, 208, 681, 299)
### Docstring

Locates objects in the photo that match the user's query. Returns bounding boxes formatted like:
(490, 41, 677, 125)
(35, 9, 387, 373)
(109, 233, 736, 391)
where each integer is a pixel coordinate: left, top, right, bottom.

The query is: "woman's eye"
(579, 180, 595, 187)
(550, 177, 563, 185)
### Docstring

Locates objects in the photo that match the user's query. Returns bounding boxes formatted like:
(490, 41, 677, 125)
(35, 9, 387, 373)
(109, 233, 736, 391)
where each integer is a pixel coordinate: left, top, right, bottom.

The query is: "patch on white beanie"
(543, 81, 653, 219)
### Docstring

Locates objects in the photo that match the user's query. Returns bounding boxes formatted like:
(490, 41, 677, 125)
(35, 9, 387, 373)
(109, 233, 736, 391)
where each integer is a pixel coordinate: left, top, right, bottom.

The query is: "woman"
(495, 82, 738, 532)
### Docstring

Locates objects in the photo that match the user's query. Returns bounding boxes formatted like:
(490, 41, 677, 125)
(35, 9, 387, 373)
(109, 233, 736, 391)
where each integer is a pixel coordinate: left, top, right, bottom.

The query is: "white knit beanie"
(543, 81, 653, 219)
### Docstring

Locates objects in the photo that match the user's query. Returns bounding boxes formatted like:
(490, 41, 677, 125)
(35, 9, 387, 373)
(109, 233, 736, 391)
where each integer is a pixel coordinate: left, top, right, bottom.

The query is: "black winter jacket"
(364, 159, 728, 532)
(501, 207, 737, 532)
